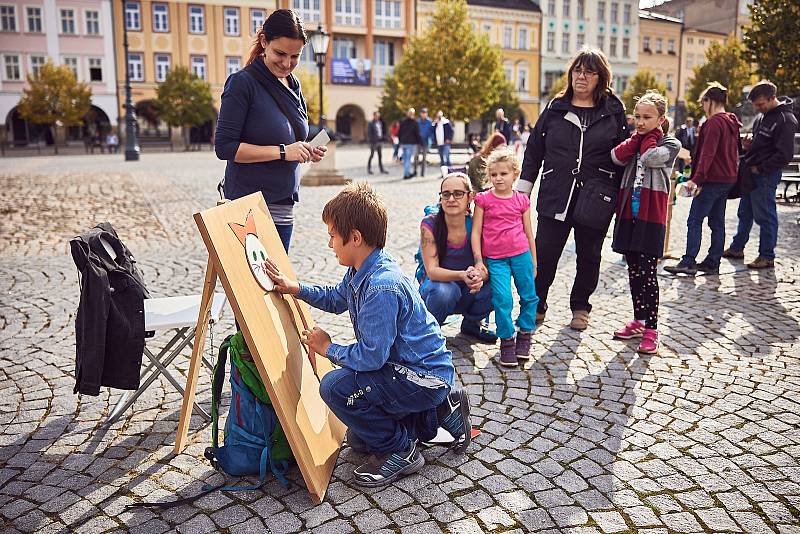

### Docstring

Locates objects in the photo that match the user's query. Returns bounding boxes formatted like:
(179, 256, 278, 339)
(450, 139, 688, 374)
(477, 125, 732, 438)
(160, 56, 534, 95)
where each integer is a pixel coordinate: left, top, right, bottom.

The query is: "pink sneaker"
(637, 329, 659, 354)
(613, 320, 645, 340)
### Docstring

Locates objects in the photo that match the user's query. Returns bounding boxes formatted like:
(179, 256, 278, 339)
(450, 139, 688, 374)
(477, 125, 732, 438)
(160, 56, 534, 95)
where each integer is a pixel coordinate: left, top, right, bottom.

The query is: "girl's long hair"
(433, 173, 472, 263)
(246, 9, 307, 66)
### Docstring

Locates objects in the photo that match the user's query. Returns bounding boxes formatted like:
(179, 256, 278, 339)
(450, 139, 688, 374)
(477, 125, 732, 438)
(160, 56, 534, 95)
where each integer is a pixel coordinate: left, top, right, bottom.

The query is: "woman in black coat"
(516, 49, 628, 331)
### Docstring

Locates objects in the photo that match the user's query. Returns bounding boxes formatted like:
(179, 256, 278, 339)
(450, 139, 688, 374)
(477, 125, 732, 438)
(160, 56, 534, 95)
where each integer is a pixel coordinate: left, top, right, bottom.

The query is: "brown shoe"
(722, 248, 745, 259)
(569, 310, 590, 331)
(747, 257, 774, 269)
(536, 311, 546, 324)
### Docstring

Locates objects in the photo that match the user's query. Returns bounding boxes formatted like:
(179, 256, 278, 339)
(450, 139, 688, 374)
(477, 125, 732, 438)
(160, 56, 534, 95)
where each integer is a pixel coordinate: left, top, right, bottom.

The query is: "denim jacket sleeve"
(325, 286, 402, 372)
(297, 280, 349, 315)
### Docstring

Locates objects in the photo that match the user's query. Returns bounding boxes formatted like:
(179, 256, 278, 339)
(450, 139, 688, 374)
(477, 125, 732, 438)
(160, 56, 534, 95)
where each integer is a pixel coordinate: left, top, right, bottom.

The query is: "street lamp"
(121, 0, 139, 161)
(308, 24, 330, 129)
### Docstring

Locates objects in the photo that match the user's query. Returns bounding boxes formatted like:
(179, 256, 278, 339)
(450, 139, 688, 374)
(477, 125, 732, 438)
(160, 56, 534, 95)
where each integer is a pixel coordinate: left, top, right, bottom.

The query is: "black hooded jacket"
(70, 223, 149, 396)
(517, 93, 628, 221)
(744, 97, 798, 175)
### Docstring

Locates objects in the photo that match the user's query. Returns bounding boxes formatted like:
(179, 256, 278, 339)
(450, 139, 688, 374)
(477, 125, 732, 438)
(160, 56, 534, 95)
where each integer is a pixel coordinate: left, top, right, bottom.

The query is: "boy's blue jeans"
(401, 144, 417, 176)
(682, 182, 733, 267)
(486, 250, 538, 339)
(438, 144, 452, 167)
(420, 280, 492, 326)
(319, 364, 449, 455)
(730, 170, 782, 259)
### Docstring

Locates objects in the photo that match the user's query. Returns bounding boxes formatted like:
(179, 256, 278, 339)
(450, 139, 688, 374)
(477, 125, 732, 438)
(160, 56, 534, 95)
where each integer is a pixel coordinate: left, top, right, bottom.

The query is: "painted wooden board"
(194, 192, 345, 503)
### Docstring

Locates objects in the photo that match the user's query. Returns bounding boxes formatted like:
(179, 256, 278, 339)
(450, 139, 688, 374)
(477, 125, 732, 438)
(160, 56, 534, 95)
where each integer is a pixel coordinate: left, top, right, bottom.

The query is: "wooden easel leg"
(174, 257, 218, 454)
(662, 174, 677, 261)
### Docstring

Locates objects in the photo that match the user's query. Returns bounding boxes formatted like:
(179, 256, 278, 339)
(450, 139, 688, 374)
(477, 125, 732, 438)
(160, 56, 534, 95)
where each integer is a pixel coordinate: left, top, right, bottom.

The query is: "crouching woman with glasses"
(418, 173, 497, 343)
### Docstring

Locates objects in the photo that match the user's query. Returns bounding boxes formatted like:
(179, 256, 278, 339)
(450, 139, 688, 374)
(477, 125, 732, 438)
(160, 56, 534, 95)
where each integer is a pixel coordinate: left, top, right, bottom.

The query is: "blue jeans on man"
(420, 280, 492, 326)
(401, 144, 416, 177)
(729, 170, 782, 259)
(438, 144, 452, 167)
(682, 182, 734, 267)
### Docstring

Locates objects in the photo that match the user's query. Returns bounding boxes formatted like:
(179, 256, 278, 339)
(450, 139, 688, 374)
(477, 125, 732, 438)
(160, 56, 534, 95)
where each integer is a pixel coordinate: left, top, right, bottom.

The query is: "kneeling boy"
(266, 182, 471, 488)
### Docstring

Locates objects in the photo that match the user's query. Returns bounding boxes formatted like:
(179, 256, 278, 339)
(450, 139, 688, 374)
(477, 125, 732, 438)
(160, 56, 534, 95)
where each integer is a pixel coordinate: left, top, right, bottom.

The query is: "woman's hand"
(264, 259, 300, 294)
(285, 141, 314, 163)
(462, 267, 483, 293)
(310, 145, 327, 163)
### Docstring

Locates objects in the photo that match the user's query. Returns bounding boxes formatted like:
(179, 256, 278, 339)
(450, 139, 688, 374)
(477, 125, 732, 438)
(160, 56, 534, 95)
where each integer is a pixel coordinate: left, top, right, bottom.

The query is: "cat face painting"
(229, 210, 274, 292)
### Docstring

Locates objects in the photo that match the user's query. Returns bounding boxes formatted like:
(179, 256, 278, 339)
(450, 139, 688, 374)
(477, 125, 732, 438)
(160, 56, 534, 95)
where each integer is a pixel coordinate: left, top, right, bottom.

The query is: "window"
(128, 53, 143, 81)
(643, 36, 650, 51)
(623, 3, 631, 24)
(26, 7, 42, 32)
(544, 71, 562, 93)
(88, 57, 102, 81)
(3, 54, 20, 80)
(655, 37, 663, 53)
(62, 56, 78, 78)
(697, 55, 705, 66)
(481, 23, 492, 36)
(503, 27, 512, 48)
(125, 2, 140, 30)
(686, 53, 693, 68)
(292, 0, 321, 23)
(29, 55, 45, 77)
(224, 7, 239, 35)
(546, 31, 555, 52)
(609, 36, 617, 56)
(85, 10, 99, 35)
(518, 28, 527, 50)
(561, 32, 570, 54)
(517, 62, 528, 93)
(503, 61, 512, 82)
(687, 37, 693, 45)
(155, 53, 170, 81)
(333, 37, 355, 59)
(250, 9, 264, 36)
(596, 34, 604, 51)
(299, 45, 315, 71)
(655, 73, 661, 82)
(698, 38, 705, 45)
(610, 2, 618, 23)
(668, 39, 675, 54)
(562, 0, 570, 17)
(60, 9, 75, 34)
(576, 33, 584, 49)
(577, 0, 584, 19)
(622, 37, 629, 58)
(189, 5, 204, 33)
(1, 5, 16, 31)
(374, 0, 401, 28)
(191, 55, 206, 79)
(153, 4, 168, 32)
(226, 56, 240, 76)
(666, 73, 673, 91)
(373, 39, 394, 86)
(597, 1, 605, 20)
(335, 0, 362, 25)
(547, 0, 555, 16)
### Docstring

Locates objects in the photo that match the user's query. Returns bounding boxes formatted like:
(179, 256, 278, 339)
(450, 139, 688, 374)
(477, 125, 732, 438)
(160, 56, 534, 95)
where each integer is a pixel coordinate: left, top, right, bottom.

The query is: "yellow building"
(113, 0, 415, 143)
(417, 0, 542, 124)
(679, 28, 727, 101)
(638, 10, 682, 106)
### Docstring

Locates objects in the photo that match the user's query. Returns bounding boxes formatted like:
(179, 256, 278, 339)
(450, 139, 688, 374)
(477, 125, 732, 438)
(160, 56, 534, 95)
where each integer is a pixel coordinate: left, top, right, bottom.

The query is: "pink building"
(0, 0, 118, 145)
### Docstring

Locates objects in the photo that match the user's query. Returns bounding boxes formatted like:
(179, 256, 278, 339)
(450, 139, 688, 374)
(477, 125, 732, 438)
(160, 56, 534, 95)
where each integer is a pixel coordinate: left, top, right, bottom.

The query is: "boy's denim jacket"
(297, 248, 455, 386)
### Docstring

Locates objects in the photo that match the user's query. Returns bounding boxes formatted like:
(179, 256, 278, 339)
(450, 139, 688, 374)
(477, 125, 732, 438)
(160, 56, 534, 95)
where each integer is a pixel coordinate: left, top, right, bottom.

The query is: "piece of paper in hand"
(309, 129, 331, 148)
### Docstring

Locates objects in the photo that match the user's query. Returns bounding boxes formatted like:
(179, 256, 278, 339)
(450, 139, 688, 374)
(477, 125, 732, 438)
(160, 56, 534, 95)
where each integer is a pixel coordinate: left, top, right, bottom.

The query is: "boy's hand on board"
(264, 259, 300, 295)
(302, 326, 332, 356)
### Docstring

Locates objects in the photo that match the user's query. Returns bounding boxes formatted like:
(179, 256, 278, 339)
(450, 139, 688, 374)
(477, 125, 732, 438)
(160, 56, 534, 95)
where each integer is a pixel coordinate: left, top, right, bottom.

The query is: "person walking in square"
(367, 111, 389, 175)
(665, 83, 741, 275)
(415, 108, 434, 177)
(433, 111, 454, 168)
(399, 108, 422, 180)
(724, 80, 798, 269)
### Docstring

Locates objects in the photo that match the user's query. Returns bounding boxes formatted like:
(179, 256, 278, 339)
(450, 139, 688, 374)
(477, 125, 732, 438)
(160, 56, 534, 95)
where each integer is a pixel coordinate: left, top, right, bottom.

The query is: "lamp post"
(122, 0, 139, 161)
(308, 24, 330, 130)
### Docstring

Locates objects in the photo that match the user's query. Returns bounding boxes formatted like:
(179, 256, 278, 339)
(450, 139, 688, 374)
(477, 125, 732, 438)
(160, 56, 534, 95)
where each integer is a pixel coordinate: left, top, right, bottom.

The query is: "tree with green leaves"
(743, 0, 800, 97)
(17, 61, 91, 154)
(155, 66, 216, 150)
(684, 37, 753, 117)
(622, 69, 667, 112)
(381, 0, 510, 122)
(547, 74, 567, 102)
(378, 75, 404, 125)
(294, 68, 327, 125)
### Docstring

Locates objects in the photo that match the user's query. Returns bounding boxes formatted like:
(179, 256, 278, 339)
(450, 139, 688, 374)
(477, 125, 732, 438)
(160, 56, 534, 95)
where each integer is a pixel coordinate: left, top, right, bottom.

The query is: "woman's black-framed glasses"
(439, 190, 469, 200)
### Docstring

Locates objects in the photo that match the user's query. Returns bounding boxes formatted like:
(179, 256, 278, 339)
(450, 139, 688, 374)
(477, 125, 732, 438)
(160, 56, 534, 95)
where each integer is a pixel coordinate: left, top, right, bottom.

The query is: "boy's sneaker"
(722, 248, 745, 259)
(437, 387, 472, 453)
(613, 320, 645, 340)
(696, 260, 719, 274)
(664, 261, 697, 275)
(637, 329, 659, 354)
(460, 320, 498, 343)
(515, 331, 532, 360)
(499, 337, 517, 367)
(352, 440, 424, 488)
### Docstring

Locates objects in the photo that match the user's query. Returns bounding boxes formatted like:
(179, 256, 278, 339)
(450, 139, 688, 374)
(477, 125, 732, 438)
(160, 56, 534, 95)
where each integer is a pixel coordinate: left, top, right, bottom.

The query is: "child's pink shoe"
(637, 329, 659, 354)
(613, 320, 645, 340)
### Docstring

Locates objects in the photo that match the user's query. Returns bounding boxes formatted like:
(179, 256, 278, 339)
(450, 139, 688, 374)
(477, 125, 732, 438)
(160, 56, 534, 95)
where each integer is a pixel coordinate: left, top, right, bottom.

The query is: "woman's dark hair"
(699, 82, 727, 106)
(247, 9, 307, 65)
(557, 48, 613, 105)
(433, 173, 472, 263)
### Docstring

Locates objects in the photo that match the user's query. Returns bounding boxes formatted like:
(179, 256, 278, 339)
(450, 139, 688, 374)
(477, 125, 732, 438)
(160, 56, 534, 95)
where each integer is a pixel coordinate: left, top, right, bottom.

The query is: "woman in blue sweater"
(215, 9, 326, 251)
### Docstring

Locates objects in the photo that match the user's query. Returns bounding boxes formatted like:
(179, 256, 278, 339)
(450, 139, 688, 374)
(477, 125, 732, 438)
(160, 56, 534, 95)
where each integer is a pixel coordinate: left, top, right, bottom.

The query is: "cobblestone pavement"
(1, 147, 800, 534)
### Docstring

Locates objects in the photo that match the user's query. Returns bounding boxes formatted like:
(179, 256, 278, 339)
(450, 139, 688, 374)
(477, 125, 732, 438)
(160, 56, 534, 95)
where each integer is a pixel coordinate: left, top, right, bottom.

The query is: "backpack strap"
(211, 335, 233, 449)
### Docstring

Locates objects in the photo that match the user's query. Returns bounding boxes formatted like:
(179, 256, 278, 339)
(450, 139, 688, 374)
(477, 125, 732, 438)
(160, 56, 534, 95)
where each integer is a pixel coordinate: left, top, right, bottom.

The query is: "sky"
(639, 0, 666, 7)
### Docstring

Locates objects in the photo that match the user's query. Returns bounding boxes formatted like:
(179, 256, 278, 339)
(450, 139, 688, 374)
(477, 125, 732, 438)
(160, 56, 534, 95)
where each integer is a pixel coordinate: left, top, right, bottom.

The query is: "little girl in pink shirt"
(471, 148, 539, 367)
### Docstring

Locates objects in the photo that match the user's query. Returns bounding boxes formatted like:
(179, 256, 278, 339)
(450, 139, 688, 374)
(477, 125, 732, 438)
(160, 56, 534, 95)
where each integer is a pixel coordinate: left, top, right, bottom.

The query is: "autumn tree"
(622, 69, 668, 112)
(155, 66, 216, 150)
(17, 61, 91, 154)
(294, 67, 328, 125)
(685, 37, 753, 117)
(743, 0, 800, 96)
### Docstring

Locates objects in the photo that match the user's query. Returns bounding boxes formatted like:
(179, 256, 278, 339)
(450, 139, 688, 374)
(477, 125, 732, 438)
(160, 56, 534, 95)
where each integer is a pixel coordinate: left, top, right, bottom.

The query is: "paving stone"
(660, 512, 703, 532)
(354, 508, 391, 532)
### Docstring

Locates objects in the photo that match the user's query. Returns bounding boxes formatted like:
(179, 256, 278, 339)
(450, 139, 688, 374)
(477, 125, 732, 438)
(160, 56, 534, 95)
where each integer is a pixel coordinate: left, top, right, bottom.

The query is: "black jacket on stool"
(70, 222, 149, 396)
